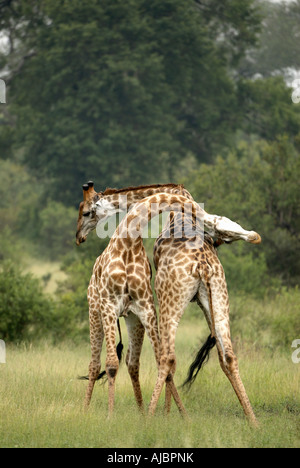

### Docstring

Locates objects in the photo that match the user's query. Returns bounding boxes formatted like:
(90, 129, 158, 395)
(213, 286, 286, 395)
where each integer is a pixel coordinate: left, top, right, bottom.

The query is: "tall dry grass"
(0, 320, 299, 448)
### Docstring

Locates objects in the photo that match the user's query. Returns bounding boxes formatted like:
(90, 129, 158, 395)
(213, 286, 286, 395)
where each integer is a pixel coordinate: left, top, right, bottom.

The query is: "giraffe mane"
(102, 183, 184, 196)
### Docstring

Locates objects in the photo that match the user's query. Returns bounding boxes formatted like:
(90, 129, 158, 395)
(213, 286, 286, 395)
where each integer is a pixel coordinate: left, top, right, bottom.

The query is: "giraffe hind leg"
(198, 278, 258, 427)
(124, 312, 145, 413)
(215, 336, 259, 427)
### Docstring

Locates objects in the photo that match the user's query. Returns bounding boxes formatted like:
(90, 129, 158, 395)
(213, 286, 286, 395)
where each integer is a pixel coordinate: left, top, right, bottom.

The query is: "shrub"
(0, 261, 54, 342)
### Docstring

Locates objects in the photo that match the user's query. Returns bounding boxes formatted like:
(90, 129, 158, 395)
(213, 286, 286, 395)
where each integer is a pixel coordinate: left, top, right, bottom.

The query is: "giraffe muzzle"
(247, 232, 262, 244)
(76, 235, 87, 246)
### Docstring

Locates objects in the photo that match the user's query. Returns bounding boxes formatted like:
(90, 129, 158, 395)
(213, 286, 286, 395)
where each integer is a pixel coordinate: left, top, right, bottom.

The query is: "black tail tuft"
(117, 340, 124, 362)
(182, 334, 216, 390)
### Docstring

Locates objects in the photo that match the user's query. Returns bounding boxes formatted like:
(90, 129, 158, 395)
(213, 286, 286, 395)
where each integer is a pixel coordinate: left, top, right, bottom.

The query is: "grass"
(23, 259, 67, 294)
(0, 321, 299, 448)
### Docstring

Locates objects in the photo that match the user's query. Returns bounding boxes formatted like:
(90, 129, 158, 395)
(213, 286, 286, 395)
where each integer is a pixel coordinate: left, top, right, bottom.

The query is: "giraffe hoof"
(247, 232, 262, 244)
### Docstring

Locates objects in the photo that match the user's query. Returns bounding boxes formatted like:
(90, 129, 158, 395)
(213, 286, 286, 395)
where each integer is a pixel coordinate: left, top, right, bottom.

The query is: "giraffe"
(76, 182, 261, 247)
(149, 216, 259, 426)
(76, 182, 261, 425)
(81, 191, 206, 416)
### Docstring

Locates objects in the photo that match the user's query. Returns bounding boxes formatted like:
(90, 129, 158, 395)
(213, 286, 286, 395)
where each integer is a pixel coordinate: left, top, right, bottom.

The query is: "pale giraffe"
(81, 190, 206, 415)
(76, 183, 261, 424)
(149, 215, 259, 426)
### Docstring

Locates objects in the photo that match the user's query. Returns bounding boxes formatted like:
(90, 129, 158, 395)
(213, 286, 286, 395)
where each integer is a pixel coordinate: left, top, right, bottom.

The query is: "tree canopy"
(1, 0, 261, 203)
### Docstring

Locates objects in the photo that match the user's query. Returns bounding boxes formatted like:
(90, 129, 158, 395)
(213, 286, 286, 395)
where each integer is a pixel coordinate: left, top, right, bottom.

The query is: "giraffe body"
(151, 225, 258, 425)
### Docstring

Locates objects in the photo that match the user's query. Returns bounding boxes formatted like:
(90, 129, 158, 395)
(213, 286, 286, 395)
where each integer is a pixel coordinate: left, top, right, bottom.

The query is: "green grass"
(0, 321, 299, 448)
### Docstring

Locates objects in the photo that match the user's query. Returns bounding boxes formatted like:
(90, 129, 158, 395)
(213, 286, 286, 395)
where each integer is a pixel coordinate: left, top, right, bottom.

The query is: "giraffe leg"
(151, 274, 200, 417)
(164, 372, 173, 414)
(84, 293, 104, 409)
(216, 334, 258, 427)
(197, 275, 258, 427)
(137, 301, 187, 417)
(148, 310, 187, 417)
(102, 306, 119, 417)
(124, 312, 145, 412)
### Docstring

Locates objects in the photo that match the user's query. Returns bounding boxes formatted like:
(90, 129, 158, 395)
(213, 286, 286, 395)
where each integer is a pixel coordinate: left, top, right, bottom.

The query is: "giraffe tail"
(78, 319, 124, 383)
(181, 334, 216, 390)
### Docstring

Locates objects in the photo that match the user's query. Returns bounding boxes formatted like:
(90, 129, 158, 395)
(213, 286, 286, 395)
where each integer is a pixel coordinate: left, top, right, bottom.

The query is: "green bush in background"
(0, 262, 54, 342)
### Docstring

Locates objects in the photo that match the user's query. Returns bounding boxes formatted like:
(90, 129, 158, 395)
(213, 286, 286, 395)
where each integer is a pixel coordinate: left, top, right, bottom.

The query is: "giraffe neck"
(99, 184, 193, 210)
(115, 193, 202, 243)
(95, 185, 261, 245)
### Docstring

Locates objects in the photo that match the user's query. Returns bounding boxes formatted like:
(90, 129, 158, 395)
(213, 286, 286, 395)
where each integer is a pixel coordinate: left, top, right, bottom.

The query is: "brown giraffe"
(77, 183, 190, 414)
(76, 183, 261, 425)
(81, 191, 206, 416)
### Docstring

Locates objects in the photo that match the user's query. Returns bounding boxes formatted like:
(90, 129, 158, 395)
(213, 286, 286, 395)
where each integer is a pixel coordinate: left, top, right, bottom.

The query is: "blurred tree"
(186, 136, 300, 286)
(39, 201, 77, 260)
(0, 0, 260, 204)
(237, 76, 300, 141)
(238, 0, 300, 78)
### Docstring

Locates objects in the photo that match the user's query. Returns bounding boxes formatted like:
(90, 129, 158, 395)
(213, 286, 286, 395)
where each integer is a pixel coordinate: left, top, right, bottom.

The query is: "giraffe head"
(76, 181, 99, 245)
(210, 216, 262, 244)
(76, 181, 121, 245)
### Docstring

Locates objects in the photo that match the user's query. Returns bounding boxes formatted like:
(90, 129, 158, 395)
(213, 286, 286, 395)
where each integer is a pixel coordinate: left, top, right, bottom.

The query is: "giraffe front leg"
(148, 354, 187, 418)
(124, 312, 145, 413)
(84, 302, 104, 410)
(102, 307, 120, 417)
(164, 361, 177, 414)
(164, 374, 173, 414)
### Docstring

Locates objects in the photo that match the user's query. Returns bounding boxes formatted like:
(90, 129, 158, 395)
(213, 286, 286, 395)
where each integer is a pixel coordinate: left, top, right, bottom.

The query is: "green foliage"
(1, 0, 260, 203)
(186, 136, 300, 287)
(237, 77, 300, 140)
(239, 0, 300, 77)
(228, 287, 300, 350)
(270, 287, 300, 348)
(0, 159, 37, 233)
(218, 243, 270, 297)
(39, 201, 77, 260)
(0, 261, 54, 341)
(0, 227, 24, 263)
